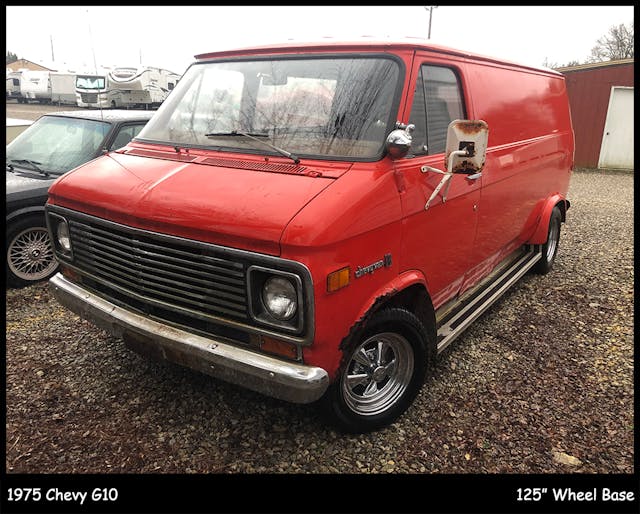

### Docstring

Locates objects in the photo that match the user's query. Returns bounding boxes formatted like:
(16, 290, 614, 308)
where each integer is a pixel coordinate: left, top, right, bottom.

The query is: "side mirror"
(444, 120, 489, 173)
(421, 119, 489, 210)
(385, 122, 415, 159)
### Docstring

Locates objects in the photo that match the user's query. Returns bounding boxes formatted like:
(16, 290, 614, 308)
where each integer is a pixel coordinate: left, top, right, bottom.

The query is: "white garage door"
(598, 86, 634, 170)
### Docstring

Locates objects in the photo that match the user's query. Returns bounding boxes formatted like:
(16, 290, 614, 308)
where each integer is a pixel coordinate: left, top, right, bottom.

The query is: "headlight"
(57, 221, 71, 252)
(248, 266, 306, 334)
(262, 276, 297, 321)
(47, 212, 73, 260)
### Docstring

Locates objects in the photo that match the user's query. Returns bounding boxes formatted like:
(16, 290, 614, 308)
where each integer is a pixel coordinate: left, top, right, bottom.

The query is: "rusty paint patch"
(453, 120, 487, 134)
(452, 160, 481, 174)
(338, 291, 397, 358)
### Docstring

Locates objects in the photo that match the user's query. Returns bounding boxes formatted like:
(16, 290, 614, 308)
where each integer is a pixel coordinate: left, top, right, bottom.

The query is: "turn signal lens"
(327, 267, 350, 293)
(260, 337, 298, 359)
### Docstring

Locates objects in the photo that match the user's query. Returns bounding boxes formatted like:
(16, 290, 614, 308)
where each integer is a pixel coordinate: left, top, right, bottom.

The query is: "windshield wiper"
(205, 130, 300, 164)
(9, 159, 49, 177)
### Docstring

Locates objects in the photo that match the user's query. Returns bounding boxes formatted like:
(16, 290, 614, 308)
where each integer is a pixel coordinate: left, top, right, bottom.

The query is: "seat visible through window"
(426, 97, 452, 155)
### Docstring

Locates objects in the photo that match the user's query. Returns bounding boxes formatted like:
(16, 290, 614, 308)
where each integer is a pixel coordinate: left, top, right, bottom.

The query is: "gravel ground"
(5, 169, 634, 476)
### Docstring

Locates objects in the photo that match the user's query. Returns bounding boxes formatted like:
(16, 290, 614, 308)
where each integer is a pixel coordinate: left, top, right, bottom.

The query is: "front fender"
(527, 194, 569, 244)
(353, 269, 431, 323)
(6, 205, 46, 224)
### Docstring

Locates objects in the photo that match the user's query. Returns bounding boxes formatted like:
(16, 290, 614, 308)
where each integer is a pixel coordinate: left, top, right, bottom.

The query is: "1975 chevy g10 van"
(46, 39, 574, 432)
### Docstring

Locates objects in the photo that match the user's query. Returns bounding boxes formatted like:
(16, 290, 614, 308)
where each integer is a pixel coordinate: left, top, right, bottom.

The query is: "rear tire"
(533, 206, 562, 275)
(321, 308, 430, 433)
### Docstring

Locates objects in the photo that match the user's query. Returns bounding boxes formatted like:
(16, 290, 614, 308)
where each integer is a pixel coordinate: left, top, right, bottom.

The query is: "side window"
(409, 65, 465, 155)
(408, 67, 428, 155)
(109, 123, 147, 150)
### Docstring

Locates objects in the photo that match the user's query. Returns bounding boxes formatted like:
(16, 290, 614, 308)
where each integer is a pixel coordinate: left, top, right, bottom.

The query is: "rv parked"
(50, 71, 77, 105)
(20, 70, 52, 104)
(76, 65, 180, 109)
(6, 70, 25, 102)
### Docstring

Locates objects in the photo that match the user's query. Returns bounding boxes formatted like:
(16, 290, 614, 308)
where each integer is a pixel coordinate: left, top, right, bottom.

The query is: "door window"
(408, 65, 465, 155)
(109, 123, 147, 150)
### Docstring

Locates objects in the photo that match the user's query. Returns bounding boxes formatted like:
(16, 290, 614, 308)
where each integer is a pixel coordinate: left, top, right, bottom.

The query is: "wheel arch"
(339, 271, 437, 367)
(527, 194, 569, 245)
(7, 205, 47, 225)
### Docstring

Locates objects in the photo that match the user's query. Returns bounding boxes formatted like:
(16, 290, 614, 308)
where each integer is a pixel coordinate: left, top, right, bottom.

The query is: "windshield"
(76, 75, 106, 90)
(137, 56, 401, 160)
(6, 116, 111, 175)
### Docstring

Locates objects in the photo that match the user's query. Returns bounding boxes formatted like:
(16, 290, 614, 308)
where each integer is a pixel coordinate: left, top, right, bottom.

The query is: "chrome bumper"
(49, 273, 329, 404)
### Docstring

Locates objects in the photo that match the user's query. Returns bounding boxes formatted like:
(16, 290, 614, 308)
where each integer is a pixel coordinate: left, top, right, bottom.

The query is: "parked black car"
(6, 110, 154, 287)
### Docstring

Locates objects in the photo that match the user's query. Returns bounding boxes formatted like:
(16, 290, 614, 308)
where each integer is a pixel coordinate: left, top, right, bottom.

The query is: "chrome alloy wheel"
(341, 332, 414, 416)
(546, 216, 560, 263)
(8, 226, 57, 282)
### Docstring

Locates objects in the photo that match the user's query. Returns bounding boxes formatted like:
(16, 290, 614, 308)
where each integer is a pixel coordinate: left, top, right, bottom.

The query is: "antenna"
(86, 8, 105, 120)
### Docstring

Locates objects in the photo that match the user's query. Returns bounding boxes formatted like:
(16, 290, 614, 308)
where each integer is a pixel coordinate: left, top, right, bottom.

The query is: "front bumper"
(49, 273, 329, 404)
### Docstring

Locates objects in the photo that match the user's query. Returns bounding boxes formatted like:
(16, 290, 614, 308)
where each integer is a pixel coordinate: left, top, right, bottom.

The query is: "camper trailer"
(50, 71, 77, 105)
(6, 70, 25, 102)
(20, 70, 52, 104)
(75, 65, 180, 109)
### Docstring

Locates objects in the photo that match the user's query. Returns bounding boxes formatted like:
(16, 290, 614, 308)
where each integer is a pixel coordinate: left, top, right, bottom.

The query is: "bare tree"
(588, 21, 634, 62)
(542, 57, 581, 69)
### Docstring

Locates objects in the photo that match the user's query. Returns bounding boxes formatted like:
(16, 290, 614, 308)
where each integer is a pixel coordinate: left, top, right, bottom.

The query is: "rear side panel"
(461, 63, 574, 293)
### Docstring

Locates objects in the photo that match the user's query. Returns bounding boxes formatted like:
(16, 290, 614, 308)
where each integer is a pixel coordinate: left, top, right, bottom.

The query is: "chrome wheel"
(545, 216, 560, 263)
(533, 206, 562, 275)
(341, 332, 414, 416)
(8, 226, 57, 282)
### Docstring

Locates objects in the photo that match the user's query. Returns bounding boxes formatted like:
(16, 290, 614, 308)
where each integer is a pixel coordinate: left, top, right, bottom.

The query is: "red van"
(46, 40, 574, 432)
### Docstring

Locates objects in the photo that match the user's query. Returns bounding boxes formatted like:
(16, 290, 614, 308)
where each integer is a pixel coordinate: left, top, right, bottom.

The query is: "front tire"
(6, 215, 59, 288)
(321, 308, 430, 433)
(533, 206, 562, 275)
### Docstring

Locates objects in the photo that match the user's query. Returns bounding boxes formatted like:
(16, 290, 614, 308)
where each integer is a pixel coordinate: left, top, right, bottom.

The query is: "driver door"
(396, 60, 481, 309)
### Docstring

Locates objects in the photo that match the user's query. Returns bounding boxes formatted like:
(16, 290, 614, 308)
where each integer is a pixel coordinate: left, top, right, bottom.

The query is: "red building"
(557, 59, 634, 170)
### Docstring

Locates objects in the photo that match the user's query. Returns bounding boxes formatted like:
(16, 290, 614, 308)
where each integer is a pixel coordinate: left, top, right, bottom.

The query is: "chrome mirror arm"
(421, 149, 469, 210)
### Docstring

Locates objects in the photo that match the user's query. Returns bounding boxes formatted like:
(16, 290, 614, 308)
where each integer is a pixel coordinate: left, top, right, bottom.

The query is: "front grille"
(50, 206, 314, 346)
(80, 93, 98, 103)
(68, 217, 249, 328)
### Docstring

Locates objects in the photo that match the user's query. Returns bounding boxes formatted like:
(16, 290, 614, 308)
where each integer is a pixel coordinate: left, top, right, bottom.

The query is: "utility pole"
(50, 35, 55, 62)
(425, 6, 438, 39)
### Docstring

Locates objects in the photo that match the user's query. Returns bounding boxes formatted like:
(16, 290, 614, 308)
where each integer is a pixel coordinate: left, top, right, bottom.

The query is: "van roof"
(194, 37, 562, 76)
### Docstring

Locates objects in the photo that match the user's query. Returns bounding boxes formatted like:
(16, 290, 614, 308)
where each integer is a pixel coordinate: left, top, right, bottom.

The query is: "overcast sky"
(6, 5, 635, 74)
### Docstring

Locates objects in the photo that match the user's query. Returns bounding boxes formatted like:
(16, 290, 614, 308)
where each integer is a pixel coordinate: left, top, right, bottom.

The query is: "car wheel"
(321, 308, 430, 433)
(533, 206, 562, 275)
(6, 215, 59, 288)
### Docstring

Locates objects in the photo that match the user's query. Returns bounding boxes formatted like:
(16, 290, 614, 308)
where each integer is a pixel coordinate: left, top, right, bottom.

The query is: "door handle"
(466, 172, 482, 181)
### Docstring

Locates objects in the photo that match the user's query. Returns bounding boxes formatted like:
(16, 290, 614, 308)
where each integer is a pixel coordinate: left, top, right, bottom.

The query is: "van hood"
(48, 151, 346, 255)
